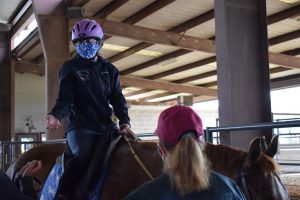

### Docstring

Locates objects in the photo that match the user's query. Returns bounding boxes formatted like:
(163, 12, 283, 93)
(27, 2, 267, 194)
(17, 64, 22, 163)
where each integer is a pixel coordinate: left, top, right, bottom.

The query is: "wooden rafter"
(140, 92, 174, 101)
(120, 49, 191, 75)
(120, 76, 217, 97)
(123, 0, 175, 24)
(94, 0, 129, 18)
(146, 56, 216, 80)
(31, 53, 44, 64)
(269, 30, 300, 46)
(71, 0, 90, 7)
(267, 5, 300, 25)
(174, 71, 217, 84)
(15, 62, 44, 76)
(104, 0, 174, 44)
(133, 65, 295, 102)
(124, 89, 150, 97)
(69, 19, 300, 68)
(108, 9, 214, 62)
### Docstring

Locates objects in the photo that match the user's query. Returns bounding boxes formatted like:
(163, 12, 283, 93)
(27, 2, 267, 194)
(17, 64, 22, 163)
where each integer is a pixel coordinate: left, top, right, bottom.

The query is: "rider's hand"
(42, 114, 61, 130)
(17, 160, 42, 178)
(119, 124, 131, 135)
(22, 160, 42, 177)
(120, 124, 137, 141)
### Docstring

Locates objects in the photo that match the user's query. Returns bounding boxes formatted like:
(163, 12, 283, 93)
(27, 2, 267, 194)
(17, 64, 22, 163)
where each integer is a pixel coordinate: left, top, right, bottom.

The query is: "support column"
(0, 31, 14, 141)
(215, 0, 272, 149)
(32, 0, 69, 139)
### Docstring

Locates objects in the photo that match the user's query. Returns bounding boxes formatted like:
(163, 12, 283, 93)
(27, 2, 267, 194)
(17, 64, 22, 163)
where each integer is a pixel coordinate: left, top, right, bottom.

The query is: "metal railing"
(0, 139, 66, 172)
(204, 120, 300, 143)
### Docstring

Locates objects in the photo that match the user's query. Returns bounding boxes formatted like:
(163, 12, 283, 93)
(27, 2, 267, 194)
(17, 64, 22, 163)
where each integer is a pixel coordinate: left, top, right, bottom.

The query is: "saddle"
(55, 130, 122, 200)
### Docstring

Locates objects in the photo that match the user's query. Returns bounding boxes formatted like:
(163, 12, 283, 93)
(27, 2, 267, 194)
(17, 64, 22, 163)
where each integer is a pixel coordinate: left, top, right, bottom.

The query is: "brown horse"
(6, 135, 289, 200)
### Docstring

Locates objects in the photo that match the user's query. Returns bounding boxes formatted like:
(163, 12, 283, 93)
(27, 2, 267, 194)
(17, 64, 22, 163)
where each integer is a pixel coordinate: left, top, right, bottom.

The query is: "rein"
(123, 135, 154, 180)
(236, 168, 252, 200)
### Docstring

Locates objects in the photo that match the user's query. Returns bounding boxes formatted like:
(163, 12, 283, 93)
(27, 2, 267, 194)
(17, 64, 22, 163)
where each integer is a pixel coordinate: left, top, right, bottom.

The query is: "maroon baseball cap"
(155, 105, 203, 145)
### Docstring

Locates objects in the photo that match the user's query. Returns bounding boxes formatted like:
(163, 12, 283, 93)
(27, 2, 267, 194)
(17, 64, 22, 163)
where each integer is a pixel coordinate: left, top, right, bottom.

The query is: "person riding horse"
(43, 18, 132, 200)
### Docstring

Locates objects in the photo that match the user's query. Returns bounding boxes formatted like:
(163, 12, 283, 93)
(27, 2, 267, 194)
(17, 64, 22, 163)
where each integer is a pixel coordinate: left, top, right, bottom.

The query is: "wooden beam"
(71, 18, 216, 53)
(103, 0, 174, 43)
(169, 10, 214, 33)
(140, 92, 174, 101)
(174, 71, 217, 84)
(110, 5, 298, 64)
(124, 0, 175, 24)
(269, 52, 300, 69)
(271, 74, 300, 89)
(283, 47, 300, 56)
(120, 49, 191, 75)
(126, 100, 159, 106)
(269, 30, 300, 46)
(269, 66, 291, 74)
(19, 39, 40, 58)
(146, 56, 216, 80)
(108, 9, 214, 62)
(133, 66, 291, 101)
(120, 76, 217, 96)
(15, 62, 44, 76)
(31, 53, 44, 64)
(71, 19, 300, 68)
(124, 89, 150, 97)
(109, 42, 152, 62)
(32, 0, 69, 139)
(71, 0, 90, 7)
(267, 5, 300, 25)
(94, 0, 129, 18)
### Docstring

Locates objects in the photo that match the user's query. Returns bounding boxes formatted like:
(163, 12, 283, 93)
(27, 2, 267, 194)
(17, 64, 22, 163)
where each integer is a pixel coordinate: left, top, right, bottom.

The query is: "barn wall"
(15, 73, 45, 133)
(14, 74, 219, 136)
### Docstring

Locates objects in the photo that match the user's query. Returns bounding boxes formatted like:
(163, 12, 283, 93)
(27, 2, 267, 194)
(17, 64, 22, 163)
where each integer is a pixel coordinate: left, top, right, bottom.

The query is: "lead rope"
(123, 134, 154, 180)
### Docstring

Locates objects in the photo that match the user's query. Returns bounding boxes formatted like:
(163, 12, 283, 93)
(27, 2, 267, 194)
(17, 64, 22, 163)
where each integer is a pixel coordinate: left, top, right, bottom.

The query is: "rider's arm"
(50, 63, 75, 120)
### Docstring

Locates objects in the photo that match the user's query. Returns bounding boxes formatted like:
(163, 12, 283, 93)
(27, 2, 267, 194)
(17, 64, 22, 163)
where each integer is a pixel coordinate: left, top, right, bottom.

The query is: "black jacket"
(50, 55, 130, 133)
(0, 172, 37, 200)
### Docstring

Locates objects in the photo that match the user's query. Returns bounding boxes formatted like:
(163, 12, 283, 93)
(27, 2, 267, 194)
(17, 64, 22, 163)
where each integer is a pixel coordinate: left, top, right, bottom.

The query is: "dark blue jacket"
(123, 171, 246, 200)
(50, 55, 130, 133)
(0, 172, 36, 200)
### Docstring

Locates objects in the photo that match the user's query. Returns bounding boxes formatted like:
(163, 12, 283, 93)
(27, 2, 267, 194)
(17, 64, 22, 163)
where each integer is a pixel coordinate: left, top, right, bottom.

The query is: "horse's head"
(240, 135, 290, 200)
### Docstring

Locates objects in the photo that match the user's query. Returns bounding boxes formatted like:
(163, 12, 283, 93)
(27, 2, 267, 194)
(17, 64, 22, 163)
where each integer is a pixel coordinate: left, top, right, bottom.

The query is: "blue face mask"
(75, 42, 101, 59)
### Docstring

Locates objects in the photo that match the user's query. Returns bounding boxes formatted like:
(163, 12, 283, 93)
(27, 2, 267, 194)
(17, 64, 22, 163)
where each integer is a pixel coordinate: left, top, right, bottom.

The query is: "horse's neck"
(204, 143, 247, 179)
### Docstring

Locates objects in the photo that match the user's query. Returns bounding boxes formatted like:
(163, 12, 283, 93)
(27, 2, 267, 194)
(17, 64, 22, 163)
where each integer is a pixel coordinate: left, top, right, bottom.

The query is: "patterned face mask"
(75, 42, 101, 59)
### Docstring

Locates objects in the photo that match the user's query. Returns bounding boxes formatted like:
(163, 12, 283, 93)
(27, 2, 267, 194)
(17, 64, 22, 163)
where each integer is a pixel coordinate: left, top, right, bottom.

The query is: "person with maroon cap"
(124, 105, 245, 200)
(42, 19, 131, 199)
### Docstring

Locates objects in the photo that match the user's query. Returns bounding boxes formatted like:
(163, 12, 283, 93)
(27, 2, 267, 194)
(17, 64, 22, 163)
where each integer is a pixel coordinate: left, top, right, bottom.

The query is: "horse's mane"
(204, 142, 279, 180)
(204, 142, 247, 179)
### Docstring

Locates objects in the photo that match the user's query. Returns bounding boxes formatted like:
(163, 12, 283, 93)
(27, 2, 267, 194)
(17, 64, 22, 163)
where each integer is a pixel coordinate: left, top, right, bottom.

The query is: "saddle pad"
(40, 163, 63, 200)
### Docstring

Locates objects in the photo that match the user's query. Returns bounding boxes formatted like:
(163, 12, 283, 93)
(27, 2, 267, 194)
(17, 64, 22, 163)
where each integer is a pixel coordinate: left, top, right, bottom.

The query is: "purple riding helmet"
(71, 19, 104, 42)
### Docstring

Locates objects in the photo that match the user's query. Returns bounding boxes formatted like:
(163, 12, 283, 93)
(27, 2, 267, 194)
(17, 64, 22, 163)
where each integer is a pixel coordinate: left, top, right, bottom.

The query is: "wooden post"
(0, 30, 14, 141)
(32, 0, 69, 139)
(215, 0, 272, 149)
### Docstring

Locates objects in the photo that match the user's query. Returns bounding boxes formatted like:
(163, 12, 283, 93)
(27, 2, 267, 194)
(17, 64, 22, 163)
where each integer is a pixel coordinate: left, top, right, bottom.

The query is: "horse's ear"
(247, 137, 262, 166)
(260, 136, 268, 152)
(264, 135, 279, 158)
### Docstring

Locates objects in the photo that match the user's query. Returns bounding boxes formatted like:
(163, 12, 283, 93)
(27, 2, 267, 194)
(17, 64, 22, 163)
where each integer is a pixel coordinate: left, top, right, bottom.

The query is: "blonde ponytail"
(163, 134, 210, 195)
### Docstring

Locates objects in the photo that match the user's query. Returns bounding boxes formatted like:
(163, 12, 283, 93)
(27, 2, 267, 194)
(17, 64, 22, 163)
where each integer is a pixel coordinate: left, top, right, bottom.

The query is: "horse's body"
(7, 135, 289, 200)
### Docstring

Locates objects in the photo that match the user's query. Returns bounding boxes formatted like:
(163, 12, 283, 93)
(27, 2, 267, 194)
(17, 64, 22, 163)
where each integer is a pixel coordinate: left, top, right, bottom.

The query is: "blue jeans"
(67, 129, 104, 166)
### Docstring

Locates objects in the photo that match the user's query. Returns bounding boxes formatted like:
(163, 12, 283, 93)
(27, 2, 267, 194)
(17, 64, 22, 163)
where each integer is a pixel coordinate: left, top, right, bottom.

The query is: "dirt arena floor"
(280, 173, 300, 199)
